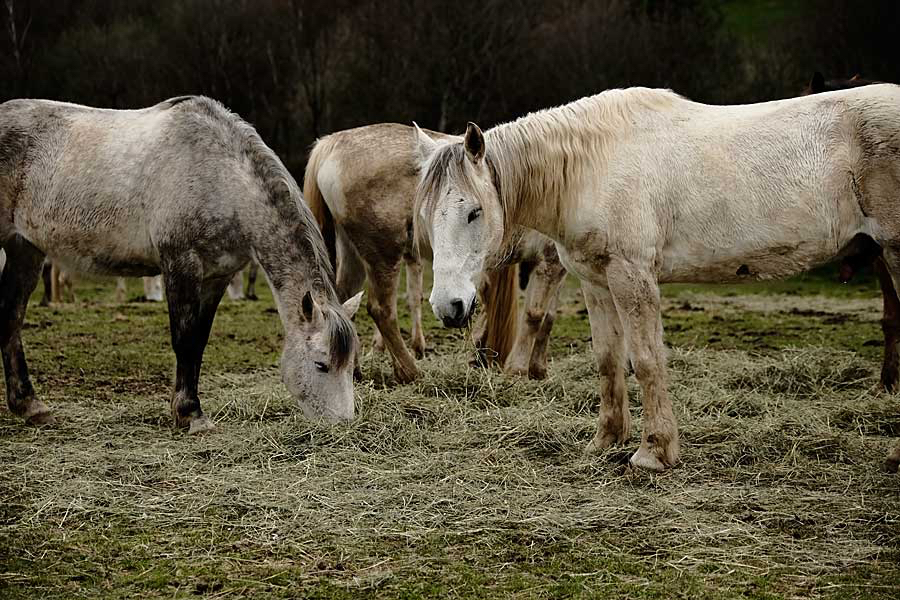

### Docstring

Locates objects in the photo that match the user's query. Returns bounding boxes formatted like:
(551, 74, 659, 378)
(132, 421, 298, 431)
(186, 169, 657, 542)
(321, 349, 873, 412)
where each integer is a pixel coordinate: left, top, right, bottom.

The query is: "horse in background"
(304, 123, 566, 383)
(224, 261, 260, 301)
(38, 265, 252, 304)
(0, 95, 361, 431)
(416, 84, 900, 472)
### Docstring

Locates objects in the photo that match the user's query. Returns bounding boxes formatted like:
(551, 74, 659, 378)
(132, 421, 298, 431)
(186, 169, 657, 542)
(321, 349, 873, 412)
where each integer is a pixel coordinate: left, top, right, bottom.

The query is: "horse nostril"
(450, 298, 465, 320)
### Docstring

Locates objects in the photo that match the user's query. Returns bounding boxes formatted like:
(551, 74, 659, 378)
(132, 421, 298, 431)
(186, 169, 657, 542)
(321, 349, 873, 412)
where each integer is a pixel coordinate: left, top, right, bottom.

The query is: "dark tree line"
(2, 0, 898, 172)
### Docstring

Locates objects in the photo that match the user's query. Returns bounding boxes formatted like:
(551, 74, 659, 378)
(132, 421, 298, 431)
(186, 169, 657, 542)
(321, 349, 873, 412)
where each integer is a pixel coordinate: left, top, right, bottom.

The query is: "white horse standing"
(415, 85, 900, 472)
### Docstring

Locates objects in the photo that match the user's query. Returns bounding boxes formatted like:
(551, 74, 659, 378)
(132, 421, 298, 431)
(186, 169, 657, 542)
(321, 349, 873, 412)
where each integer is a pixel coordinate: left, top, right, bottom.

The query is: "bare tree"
(5, 0, 33, 95)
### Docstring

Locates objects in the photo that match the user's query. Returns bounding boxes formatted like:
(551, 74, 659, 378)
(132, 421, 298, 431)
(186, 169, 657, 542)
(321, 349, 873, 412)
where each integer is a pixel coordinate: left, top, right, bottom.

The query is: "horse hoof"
(26, 411, 56, 426)
(527, 365, 548, 380)
(188, 415, 216, 434)
(503, 361, 528, 378)
(885, 453, 900, 473)
(629, 446, 670, 472)
(23, 400, 55, 426)
(394, 365, 420, 384)
(583, 431, 626, 456)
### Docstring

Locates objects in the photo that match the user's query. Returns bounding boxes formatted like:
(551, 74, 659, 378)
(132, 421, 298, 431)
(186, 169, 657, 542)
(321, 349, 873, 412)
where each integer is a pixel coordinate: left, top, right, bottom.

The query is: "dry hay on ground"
(2, 332, 899, 597)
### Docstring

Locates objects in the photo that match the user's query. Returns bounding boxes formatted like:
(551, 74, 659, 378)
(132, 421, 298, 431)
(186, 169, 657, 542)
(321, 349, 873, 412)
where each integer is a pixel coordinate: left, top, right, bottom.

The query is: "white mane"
(486, 88, 684, 232)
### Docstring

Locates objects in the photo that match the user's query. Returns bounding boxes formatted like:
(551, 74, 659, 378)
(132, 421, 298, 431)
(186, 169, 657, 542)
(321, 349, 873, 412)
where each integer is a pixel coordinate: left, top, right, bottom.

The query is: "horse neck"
(487, 119, 581, 240)
(250, 189, 339, 330)
(487, 89, 670, 240)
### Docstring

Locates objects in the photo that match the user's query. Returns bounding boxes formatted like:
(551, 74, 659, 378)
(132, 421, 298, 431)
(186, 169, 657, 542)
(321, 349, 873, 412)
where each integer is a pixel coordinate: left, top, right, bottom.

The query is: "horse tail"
(481, 265, 519, 366)
(303, 138, 337, 271)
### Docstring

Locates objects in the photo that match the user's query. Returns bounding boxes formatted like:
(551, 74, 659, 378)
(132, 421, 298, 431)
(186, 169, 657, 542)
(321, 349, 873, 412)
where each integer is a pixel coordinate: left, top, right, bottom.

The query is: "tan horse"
(416, 85, 900, 472)
(304, 124, 566, 383)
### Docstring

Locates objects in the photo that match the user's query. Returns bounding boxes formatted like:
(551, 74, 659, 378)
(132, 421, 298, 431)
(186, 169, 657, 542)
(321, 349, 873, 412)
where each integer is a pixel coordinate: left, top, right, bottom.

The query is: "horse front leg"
(0, 237, 53, 424)
(405, 258, 427, 359)
(606, 258, 679, 471)
(582, 283, 630, 454)
(161, 253, 228, 433)
(365, 262, 420, 383)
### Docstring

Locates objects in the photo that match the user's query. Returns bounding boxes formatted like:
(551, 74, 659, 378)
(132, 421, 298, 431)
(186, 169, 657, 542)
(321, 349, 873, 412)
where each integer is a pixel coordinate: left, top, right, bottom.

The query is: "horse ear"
(413, 122, 438, 167)
(810, 72, 826, 93)
(464, 122, 485, 165)
(342, 291, 363, 318)
(301, 290, 316, 321)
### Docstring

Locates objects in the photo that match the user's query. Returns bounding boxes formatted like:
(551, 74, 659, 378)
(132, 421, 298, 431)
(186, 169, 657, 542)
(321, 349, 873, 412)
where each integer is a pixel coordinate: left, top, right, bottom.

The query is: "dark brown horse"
(804, 72, 900, 471)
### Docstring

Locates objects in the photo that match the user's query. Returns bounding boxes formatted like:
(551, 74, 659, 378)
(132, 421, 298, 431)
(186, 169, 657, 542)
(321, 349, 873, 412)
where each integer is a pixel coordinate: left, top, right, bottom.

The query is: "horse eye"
(314, 361, 329, 373)
(467, 207, 482, 223)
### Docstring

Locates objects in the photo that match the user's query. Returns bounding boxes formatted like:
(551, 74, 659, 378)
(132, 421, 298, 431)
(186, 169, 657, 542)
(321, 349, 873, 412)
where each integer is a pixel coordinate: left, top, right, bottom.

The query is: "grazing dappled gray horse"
(0, 96, 361, 432)
(416, 85, 900, 472)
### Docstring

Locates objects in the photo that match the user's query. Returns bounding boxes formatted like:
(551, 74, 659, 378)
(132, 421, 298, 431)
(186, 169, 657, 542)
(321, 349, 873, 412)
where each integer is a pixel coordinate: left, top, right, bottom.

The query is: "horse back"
(313, 124, 451, 259)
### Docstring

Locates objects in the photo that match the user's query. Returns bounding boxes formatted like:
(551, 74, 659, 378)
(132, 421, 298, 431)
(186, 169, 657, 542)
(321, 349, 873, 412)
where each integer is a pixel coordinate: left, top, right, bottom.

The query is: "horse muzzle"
(436, 296, 476, 328)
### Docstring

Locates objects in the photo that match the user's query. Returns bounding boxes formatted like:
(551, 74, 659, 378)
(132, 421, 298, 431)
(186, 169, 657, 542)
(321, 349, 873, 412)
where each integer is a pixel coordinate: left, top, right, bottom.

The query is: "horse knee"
(366, 297, 391, 323)
(630, 352, 662, 382)
(524, 308, 544, 329)
(882, 316, 900, 337)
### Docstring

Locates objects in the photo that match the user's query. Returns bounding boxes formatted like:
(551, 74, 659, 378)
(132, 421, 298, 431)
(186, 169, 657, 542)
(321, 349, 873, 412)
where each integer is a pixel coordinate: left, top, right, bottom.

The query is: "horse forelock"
(324, 303, 357, 369)
(414, 142, 506, 243)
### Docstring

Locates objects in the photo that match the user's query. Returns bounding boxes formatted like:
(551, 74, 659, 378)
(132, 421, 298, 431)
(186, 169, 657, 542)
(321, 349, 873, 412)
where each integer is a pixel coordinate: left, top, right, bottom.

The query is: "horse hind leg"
(873, 257, 900, 391)
(0, 237, 54, 424)
(506, 248, 567, 379)
(161, 252, 229, 433)
(335, 229, 367, 302)
(59, 269, 76, 303)
(871, 247, 900, 472)
(50, 262, 62, 303)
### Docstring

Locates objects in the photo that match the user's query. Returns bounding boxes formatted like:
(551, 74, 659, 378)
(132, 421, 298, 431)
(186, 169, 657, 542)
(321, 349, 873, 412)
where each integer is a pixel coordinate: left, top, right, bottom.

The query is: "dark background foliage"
(2, 0, 898, 171)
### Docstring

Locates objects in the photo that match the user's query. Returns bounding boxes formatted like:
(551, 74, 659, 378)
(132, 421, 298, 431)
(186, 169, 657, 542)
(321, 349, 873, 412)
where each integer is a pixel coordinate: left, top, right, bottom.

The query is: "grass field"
(1, 268, 899, 599)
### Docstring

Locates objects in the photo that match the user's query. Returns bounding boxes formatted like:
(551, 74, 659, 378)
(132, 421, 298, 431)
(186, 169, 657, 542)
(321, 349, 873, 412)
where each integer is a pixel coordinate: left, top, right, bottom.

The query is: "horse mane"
(165, 96, 336, 295)
(416, 87, 682, 250)
(163, 97, 354, 366)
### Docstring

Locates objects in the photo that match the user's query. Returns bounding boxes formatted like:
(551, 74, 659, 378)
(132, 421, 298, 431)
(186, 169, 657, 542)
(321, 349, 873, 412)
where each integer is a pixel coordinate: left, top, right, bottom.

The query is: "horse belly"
(14, 198, 160, 277)
(658, 233, 854, 284)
